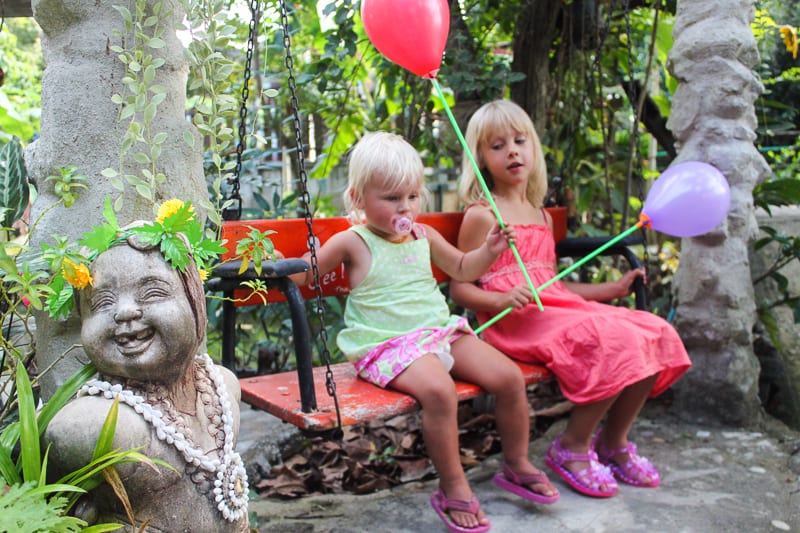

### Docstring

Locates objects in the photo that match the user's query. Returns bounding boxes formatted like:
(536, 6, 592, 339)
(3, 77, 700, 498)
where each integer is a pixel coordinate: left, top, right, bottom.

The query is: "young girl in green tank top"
(290, 131, 559, 533)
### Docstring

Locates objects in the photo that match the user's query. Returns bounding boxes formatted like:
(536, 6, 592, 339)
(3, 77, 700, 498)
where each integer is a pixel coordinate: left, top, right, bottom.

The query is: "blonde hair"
(344, 131, 429, 223)
(458, 100, 548, 208)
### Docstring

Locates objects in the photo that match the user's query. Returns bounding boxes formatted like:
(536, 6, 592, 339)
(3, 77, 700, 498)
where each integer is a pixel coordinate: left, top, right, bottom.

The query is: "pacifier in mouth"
(392, 216, 413, 236)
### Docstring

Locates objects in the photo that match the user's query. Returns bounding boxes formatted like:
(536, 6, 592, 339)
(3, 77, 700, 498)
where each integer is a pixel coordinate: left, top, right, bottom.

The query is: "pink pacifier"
(392, 215, 413, 236)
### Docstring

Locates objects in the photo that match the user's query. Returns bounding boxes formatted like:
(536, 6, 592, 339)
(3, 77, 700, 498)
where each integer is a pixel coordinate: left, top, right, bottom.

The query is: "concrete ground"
(238, 403, 800, 533)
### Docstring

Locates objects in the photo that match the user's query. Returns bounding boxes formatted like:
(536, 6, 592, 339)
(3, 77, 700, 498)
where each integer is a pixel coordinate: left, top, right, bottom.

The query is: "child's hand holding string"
(485, 222, 517, 255)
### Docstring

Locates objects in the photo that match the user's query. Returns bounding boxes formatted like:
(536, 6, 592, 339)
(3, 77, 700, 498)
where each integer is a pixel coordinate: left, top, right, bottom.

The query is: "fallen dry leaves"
(256, 381, 567, 498)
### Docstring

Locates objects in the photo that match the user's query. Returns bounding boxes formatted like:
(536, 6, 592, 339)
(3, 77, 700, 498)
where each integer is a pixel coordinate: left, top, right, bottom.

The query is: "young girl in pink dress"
(291, 131, 559, 532)
(451, 100, 691, 498)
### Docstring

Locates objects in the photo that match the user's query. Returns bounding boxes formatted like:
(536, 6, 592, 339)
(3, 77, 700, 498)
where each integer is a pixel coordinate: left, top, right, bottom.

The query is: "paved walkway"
(239, 403, 800, 532)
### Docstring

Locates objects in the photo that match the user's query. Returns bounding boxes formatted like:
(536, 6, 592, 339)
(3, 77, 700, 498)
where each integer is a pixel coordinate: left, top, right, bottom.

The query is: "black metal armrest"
(555, 235, 648, 310)
(204, 258, 318, 412)
(210, 258, 309, 281)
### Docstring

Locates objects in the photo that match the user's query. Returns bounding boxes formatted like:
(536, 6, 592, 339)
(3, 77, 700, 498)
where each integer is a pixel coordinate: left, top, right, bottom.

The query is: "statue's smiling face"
(80, 246, 197, 383)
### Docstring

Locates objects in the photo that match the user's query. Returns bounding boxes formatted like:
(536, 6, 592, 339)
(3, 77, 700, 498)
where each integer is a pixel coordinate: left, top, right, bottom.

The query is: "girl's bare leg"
(390, 354, 488, 530)
(451, 335, 557, 498)
(597, 375, 659, 483)
(553, 395, 616, 492)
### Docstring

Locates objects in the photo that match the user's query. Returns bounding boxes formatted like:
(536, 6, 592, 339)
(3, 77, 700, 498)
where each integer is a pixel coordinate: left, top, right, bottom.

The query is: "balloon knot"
(638, 212, 652, 228)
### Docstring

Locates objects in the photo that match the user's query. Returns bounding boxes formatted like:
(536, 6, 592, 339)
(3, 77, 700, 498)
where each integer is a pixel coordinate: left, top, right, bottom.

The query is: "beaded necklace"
(79, 353, 248, 522)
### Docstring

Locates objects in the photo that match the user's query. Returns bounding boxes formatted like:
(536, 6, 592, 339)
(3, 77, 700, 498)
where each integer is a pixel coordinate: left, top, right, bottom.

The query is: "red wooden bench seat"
(209, 207, 644, 431)
(240, 359, 551, 430)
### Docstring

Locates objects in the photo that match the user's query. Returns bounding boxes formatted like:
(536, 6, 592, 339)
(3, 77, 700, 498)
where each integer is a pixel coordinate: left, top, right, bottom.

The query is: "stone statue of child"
(44, 231, 249, 532)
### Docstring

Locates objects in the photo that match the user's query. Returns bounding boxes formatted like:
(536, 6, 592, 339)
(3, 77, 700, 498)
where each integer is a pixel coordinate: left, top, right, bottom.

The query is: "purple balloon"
(642, 161, 731, 237)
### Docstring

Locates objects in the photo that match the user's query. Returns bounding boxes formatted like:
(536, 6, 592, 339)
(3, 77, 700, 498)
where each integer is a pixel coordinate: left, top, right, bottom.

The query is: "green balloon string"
(474, 222, 644, 334)
(430, 78, 543, 311)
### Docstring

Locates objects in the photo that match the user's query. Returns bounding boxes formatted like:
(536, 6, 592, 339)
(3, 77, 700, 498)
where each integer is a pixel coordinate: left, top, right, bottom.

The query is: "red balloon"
(361, 0, 450, 79)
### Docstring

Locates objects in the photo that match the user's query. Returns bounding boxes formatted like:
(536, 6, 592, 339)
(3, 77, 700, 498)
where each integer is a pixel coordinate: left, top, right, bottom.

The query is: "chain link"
(226, 0, 259, 221)
(279, 1, 341, 432)
(624, 0, 651, 273)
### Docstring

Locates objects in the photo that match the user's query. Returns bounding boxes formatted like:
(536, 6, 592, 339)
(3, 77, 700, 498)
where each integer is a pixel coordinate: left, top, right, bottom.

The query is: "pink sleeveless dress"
(475, 222, 691, 405)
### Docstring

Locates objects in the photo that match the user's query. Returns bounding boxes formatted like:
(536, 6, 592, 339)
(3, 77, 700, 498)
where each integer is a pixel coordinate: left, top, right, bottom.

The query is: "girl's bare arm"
(426, 220, 514, 282)
(289, 230, 365, 287)
(563, 268, 645, 302)
(448, 207, 519, 312)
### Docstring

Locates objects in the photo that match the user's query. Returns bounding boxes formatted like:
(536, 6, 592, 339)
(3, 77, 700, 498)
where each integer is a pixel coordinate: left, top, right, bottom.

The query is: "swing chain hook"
(280, 0, 343, 436)
(225, 0, 260, 221)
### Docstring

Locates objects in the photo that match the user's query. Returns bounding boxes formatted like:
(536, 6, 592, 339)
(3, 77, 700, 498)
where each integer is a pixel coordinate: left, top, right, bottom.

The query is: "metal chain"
(279, 0, 342, 434)
(624, 0, 651, 273)
(225, 0, 259, 221)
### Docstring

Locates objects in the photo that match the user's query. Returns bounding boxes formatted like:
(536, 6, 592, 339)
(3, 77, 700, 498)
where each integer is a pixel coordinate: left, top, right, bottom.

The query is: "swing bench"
(207, 208, 647, 432)
(205, 0, 646, 433)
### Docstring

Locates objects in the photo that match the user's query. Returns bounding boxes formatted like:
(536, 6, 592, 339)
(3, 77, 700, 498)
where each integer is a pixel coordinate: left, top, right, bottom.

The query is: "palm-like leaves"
(0, 361, 169, 531)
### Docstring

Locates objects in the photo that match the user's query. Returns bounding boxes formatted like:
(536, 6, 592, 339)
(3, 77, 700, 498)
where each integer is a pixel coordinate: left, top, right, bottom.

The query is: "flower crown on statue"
(45, 197, 226, 320)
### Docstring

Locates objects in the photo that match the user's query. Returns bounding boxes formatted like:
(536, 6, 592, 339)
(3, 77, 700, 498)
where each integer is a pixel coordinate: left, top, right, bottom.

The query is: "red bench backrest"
(221, 207, 567, 304)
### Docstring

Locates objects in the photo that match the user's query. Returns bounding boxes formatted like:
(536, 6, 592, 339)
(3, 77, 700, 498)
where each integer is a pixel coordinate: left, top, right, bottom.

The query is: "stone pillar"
(751, 206, 800, 429)
(25, 0, 206, 398)
(666, 0, 771, 424)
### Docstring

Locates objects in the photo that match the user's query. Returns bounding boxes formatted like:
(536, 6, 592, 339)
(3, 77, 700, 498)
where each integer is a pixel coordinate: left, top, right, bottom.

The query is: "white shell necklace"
(79, 353, 249, 522)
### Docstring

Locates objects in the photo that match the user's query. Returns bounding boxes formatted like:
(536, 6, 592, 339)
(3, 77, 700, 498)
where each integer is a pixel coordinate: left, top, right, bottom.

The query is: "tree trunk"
(26, 0, 205, 398)
(666, 0, 770, 424)
(510, 0, 563, 132)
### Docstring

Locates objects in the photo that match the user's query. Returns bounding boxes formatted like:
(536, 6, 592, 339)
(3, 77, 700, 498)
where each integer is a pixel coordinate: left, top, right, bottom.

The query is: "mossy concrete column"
(25, 0, 205, 398)
(666, 0, 771, 424)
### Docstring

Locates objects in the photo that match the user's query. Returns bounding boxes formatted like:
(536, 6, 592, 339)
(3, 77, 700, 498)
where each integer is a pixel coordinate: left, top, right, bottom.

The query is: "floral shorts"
(354, 317, 474, 388)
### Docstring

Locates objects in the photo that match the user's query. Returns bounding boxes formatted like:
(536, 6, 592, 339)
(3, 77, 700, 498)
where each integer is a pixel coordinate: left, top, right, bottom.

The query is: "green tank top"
(337, 224, 461, 363)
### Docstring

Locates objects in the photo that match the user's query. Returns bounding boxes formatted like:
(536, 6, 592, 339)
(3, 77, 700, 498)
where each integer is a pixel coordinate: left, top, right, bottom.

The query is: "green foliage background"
(0, 0, 798, 392)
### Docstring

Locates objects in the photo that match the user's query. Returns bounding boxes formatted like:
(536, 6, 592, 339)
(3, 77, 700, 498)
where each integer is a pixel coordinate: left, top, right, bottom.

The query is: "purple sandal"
(545, 435, 618, 498)
(430, 488, 491, 533)
(594, 431, 661, 488)
(493, 463, 560, 504)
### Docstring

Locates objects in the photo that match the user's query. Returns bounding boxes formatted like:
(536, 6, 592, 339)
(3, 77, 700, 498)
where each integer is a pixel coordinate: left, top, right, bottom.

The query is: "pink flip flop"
(429, 489, 491, 533)
(545, 435, 618, 498)
(492, 463, 560, 504)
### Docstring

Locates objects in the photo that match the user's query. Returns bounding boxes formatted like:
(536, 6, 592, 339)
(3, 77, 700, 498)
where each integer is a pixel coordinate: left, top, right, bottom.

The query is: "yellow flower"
(198, 268, 208, 282)
(63, 258, 93, 289)
(779, 25, 798, 59)
(156, 199, 193, 223)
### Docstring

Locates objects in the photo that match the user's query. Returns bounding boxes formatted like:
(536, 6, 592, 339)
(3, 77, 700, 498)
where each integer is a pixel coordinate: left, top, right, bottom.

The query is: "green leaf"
(45, 275, 75, 321)
(128, 223, 164, 247)
(0, 481, 87, 532)
(26, 483, 87, 497)
(81, 524, 128, 532)
(148, 37, 166, 49)
(92, 397, 120, 462)
(16, 363, 41, 483)
(0, 445, 20, 485)
(78, 197, 120, 254)
(0, 137, 29, 226)
(160, 234, 190, 270)
(0, 241, 19, 274)
(182, 130, 195, 148)
(36, 363, 97, 436)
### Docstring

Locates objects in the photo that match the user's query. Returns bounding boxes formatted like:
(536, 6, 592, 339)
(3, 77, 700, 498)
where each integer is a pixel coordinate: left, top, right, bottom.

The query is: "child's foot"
(430, 487, 490, 532)
(594, 431, 660, 487)
(545, 435, 618, 498)
(493, 462, 559, 504)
